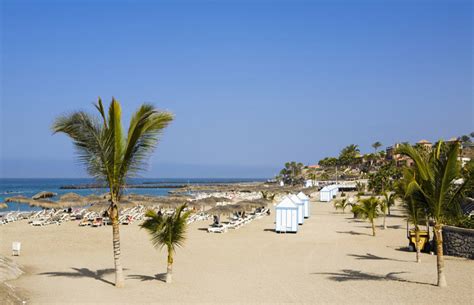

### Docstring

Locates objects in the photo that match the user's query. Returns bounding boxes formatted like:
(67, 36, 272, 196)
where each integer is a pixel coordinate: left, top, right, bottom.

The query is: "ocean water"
(0, 178, 265, 211)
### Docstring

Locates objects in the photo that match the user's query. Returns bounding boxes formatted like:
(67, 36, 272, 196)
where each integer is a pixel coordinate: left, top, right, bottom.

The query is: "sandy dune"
(1, 199, 472, 305)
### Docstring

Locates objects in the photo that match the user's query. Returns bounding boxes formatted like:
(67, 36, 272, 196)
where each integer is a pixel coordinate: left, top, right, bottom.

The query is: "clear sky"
(1, 0, 472, 178)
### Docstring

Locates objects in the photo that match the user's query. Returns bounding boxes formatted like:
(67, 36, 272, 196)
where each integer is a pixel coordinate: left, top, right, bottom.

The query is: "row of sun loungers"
(0, 212, 32, 225)
(187, 212, 211, 225)
(207, 208, 269, 233)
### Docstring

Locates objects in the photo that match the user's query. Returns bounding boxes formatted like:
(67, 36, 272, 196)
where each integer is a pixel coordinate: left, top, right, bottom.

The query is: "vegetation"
(140, 204, 191, 283)
(278, 161, 305, 185)
(397, 141, 469, 287)
(367, 161, 400, 194)
(338, 144, 360, 166)
(352, 197, 381, 236)
(372, 141, 382, 153)
(333, 198, 351, 213)
(318, 157, 338, 168)
(52, 98, 173, 287)
(260, 191, 276, 201)
(395, 168, 426, 263)
(380, 192, 395, 229)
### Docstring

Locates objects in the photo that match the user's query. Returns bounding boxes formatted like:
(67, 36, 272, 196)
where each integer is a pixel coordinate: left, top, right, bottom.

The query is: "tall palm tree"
(372, 141, 382, 153)
(353, 197, 380, 236)
(52, 98, 173, 287)
(395, 168, 425, 263)
(397, 141, 468, 287)
(140, 204, 191, 283)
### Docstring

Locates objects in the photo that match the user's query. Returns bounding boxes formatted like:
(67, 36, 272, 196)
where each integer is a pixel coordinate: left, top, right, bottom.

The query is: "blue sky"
(1, 0, 472, 178)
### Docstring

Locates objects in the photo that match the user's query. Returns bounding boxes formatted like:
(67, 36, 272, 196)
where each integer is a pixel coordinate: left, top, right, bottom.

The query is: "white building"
(305, 180, 319, 188)
(289, 194, 305, 224)
(320, 185, 339, 202)
(297, 191, 310, 218)
(275, 196, 299, 233)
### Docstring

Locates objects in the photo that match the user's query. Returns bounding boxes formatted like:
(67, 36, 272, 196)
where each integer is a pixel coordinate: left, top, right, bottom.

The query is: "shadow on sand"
(312, 269, 433, 286)
(348, 253, 410, 263)
(336, 230, 371, 236)
(386, 225, 403, 229)
(38, 267, 126, 286)
(263, 228, 275, 232)
(127, 273, 167, 283)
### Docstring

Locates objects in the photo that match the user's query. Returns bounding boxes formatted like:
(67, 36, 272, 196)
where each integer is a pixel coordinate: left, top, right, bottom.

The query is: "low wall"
(442, 225, 474, 259)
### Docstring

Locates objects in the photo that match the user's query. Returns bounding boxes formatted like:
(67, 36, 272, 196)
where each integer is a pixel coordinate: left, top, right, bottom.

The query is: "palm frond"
(52, 111, 109, 180)
(120, 104, 174, 179)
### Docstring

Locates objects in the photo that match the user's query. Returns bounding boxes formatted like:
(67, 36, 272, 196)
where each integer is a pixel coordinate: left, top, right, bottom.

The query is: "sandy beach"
(1, 198, 472, 305)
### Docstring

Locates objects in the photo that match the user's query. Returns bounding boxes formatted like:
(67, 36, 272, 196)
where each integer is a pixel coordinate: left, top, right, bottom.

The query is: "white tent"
(289, 194, 305, 224)
(275, 196, 299, 233)
(320, 185, 339, 202)
(297, 191, 310, 218)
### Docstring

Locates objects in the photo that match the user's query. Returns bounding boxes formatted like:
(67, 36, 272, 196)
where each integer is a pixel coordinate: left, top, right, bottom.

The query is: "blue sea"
(0, 178, 266, 211)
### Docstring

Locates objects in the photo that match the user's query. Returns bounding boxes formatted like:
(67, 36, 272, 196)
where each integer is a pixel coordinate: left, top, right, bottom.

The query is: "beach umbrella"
(84, 194, 108, 204)
(193, 196, 231, 206)
(56, 192, 90, 207)
(32, 191, 58, 200)
(207, 204, 244, 216)
(0, 203, 8, 209)
(5, 195, 31, 204)
(28, 199, 64, 209)
(235, 199, 269, 210)
(87, 199, 138, 212)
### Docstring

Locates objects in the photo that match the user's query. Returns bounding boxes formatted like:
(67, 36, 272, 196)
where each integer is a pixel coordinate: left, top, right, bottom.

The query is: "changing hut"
(289, 194, 305, 224)
(297, 191, 310, 218)
(320, 185, 338, 202)
(275, 196, 299, 233)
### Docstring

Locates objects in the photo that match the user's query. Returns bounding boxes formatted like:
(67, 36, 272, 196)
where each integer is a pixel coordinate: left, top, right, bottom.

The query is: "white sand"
(1, 199, 472, 305)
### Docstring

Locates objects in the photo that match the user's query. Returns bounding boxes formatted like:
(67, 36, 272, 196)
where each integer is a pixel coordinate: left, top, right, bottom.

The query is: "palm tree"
(372, 141, 382, 153)
(140, 204, 191, 283)
(397, 141, 468, 287)
(52, 98, 173, 287)
(395, 168, 425, 263)
(339, 144, 360, 166)
(381, 192, 396, 227)
(333, 198, 350, 213)
(353, 197, 380, 236)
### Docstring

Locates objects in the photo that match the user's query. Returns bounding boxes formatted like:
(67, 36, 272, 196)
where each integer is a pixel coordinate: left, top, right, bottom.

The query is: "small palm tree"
(353, 197, 380, 236)
(52, 98, 173, 287)
(333, 198, 350, 213)
(383, 192, 396, 216)
(372, 141, 382, 153)
(140, 204, 191, 283)
(380, 192, 396, 229)
(397, 141, 468, 287)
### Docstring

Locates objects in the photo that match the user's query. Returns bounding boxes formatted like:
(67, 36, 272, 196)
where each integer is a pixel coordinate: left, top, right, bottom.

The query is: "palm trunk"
(434, 224, 447, 287)
(415, 227, 421, 263)
(166, 249, 173, 283)
(371, 220, 376, 236)
(110, 202, 124, 288)
(383, 209, 387, 230)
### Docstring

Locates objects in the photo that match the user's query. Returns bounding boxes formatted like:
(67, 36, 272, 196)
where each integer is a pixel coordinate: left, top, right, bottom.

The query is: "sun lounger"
(207, 225, 228, 233)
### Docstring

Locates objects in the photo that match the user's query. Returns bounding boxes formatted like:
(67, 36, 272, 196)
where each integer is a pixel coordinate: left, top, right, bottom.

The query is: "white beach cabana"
(289, 194, 305, 224)
(275, 196, 299, 233)
(319, 185, 339, 202)
(297, 191, 310, 218)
